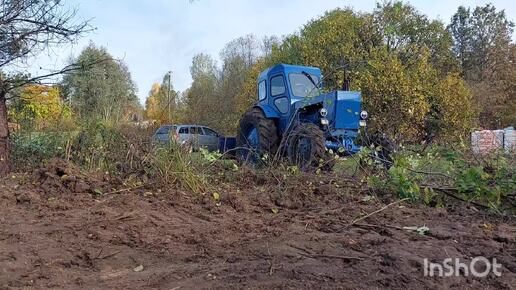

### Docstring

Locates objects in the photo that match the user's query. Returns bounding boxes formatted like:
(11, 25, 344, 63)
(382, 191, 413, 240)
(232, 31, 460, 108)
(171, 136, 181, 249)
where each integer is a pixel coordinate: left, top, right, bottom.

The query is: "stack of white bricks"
(471, 127, 515, 154)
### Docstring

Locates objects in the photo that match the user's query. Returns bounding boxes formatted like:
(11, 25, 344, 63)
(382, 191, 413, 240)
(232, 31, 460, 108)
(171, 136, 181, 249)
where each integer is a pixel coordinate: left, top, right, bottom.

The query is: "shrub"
(68, 122, 133, 172)
(151, 143, 207, 193)
(363, 145, 515, 211)
(11, 131, 73, 171)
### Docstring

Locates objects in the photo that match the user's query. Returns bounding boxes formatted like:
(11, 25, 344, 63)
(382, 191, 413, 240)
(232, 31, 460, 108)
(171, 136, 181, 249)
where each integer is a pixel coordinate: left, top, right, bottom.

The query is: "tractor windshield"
(289, 73, 320, 98)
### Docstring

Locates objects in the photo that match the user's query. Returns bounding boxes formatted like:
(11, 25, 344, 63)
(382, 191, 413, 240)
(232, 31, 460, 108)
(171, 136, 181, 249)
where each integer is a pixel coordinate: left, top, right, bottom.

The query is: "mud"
(0, 163, 514, 289)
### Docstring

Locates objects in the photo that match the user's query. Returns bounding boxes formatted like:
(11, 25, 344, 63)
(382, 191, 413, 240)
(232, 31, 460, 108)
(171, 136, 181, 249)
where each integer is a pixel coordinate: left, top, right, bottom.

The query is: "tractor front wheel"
(236, 107, 279, 165)
(286, 123, 329, 171)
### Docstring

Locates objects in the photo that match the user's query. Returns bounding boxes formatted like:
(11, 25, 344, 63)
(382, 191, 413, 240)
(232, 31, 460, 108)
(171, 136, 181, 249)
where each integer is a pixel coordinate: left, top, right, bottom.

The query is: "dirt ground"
(0, 160, 515, 289)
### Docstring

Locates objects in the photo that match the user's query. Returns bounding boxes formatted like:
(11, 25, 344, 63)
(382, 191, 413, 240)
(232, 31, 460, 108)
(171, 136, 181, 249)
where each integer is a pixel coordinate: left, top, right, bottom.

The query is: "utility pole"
(167, 71, 172, 122)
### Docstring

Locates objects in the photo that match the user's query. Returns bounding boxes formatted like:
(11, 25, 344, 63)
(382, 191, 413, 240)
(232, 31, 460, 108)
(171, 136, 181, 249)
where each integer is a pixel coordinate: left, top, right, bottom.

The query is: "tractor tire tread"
(236, 107, 279, 158)
(287, 123, 328, 171)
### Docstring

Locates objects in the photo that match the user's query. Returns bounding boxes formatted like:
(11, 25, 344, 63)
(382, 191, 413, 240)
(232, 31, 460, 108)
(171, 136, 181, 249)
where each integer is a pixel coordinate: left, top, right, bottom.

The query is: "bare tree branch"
(4, 57, 112, 96)
(0, 0, 92, 70)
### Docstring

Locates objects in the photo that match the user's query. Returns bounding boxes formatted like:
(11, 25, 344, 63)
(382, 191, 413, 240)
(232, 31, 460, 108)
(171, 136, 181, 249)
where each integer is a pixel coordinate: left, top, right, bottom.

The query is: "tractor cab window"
(289, 73, 319, 98)
(270, 75, 285, 96)
(258, 80, 266, 100)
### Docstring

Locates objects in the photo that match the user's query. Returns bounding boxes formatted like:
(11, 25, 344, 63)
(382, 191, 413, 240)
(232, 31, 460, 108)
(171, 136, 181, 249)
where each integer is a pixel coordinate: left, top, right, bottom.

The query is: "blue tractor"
(236, 63, 379, 170)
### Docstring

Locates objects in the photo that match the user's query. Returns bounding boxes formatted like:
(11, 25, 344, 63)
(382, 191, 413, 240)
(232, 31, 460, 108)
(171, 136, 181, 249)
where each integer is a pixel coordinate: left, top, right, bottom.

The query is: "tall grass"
(10, 121, 207, 194)
(152, 142, 207, 193)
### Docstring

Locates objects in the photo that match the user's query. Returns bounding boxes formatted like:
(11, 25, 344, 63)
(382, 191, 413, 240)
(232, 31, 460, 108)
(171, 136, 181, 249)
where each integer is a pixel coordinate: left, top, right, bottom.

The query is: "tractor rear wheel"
(236, 107, 279, 165)
(286, 123, 329, 171)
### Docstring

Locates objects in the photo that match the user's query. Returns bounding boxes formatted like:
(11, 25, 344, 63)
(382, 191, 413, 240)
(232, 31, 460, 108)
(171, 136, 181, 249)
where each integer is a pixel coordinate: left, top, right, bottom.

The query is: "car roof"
(159, 124, 213, 128)
(175, 124, 210, 127)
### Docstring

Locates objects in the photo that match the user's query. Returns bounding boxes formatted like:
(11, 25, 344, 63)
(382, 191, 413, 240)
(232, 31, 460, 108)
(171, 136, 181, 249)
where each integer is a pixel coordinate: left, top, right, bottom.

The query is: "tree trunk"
(0, 92, 11, 176)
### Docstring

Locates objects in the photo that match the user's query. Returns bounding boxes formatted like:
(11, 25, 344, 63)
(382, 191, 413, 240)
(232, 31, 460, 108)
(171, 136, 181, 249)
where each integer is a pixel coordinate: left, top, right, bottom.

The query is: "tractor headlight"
(321, 118, 329, 125)
(319, 108, 328, 117)
(360, 110, 368, 120)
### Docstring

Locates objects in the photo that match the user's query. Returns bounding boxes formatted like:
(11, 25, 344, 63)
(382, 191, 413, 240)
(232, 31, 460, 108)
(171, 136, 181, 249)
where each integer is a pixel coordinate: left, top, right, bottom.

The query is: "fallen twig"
(298, 252, 364, 261)
(341, 198, 409, 230)
(105, 185, 145, 195)
(266, 242, 274, 276)
(97, 251, 120, 260)
(114, 211, 139, 221)
(428, 186, 490, 209)
(353, 222, 405, 231)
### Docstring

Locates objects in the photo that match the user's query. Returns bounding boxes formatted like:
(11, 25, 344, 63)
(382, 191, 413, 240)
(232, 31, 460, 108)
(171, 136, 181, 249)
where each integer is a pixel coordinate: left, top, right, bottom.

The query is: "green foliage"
(355, 47, 474, 141)
(199, 147, 223, 163)
(8, 84, 74, 130)
(11, 131, 73, 171)
(365, 147, 515, 211)
(11, 122, 208, 194)
(373, 1, 457, 71)
(182, 53, 219, 128)
(449, 4, 515, 128)
(386, 155, 422, 200)
(61, 43, 140, 122)
(152, 143, 207, 193)
(164, 35, 274, 134)
(238, 3, 475, 143)
(69, 122, 125, 171)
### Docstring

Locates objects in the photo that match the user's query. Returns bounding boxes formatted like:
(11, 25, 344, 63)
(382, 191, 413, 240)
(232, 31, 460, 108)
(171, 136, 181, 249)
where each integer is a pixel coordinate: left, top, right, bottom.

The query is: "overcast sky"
(25, 0, 515, 104)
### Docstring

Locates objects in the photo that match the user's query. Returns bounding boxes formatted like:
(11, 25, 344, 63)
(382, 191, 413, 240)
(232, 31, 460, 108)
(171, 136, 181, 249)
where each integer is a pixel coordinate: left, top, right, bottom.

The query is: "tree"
(449, 4, 515, 128)
(61, 43, 139, 122)
(144, 72, 180, 123)
(0, 0, 90, 175)
(183, 53, 218, 127)
(355, 47, 473, 141)
(239, 4, 474, 142)
(217, 35, 265, 131)
(9, 84, 72, 130)
(372, 1, 457, 72)
(145, 83, 163, 121)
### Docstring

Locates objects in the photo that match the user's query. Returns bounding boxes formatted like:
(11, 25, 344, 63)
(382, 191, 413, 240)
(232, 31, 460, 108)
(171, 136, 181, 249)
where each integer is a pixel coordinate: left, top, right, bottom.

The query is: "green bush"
(11, 121, 208, 194)
(151, 143, 207, 193)
(364, 146, 515, 211)
(11, 131, 73, 171)
(69, 122, 126, 171)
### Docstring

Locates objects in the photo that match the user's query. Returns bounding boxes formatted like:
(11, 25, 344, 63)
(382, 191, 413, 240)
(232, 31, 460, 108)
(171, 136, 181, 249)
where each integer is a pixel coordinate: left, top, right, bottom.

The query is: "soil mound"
(32, 158, 108, 195)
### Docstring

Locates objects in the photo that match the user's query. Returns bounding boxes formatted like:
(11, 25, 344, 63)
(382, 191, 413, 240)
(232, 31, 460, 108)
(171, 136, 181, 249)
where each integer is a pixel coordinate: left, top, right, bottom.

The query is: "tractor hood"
(323, 91, 361, 130)
(291, 90, 362, 130)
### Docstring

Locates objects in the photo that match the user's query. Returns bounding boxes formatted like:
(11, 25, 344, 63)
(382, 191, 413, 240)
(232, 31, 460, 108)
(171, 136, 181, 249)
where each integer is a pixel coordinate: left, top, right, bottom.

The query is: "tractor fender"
(254, 104, 279, 119)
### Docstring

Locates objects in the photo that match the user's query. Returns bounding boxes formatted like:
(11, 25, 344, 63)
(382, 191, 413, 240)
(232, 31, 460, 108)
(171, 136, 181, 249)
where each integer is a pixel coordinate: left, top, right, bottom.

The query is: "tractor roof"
(258, 63, 321, 81)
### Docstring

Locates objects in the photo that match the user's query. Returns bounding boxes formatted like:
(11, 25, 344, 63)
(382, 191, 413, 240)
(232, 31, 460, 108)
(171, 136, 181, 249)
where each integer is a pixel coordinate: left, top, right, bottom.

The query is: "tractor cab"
(257, 64, 321, 115)
(256, 64, 325, 132)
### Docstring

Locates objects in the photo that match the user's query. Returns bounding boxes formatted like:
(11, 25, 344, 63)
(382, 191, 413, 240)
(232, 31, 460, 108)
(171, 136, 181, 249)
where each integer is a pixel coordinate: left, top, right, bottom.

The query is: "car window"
(258, 80, 266, 100)
(270, 75, 285, 96)
(178, 127, 188, 134)
(156, 126, 171, 134)
(189, 126, 200, 134)
(203, 127, 218, 137)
